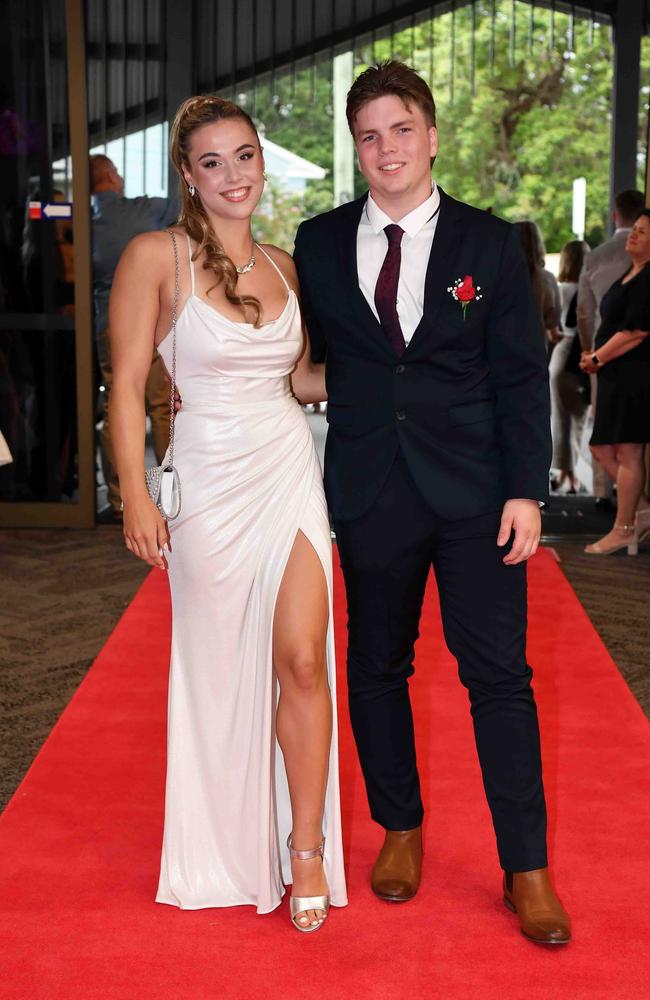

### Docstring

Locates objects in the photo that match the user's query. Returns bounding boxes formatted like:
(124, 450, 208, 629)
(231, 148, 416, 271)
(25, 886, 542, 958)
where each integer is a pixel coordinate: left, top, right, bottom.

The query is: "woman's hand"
(123, 493, 171, 570)
(579, 352, 599, 374)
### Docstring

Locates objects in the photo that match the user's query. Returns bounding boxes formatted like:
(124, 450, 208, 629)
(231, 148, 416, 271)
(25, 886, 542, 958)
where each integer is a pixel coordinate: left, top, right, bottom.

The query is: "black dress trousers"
(334, 455, 548, 873)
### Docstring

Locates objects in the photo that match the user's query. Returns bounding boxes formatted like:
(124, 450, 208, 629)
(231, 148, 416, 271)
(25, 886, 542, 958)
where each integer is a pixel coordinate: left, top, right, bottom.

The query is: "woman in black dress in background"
(580, 209, 650, 555)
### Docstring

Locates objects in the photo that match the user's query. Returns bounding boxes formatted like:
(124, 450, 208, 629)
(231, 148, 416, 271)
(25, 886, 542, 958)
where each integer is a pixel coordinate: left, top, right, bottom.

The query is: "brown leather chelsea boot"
(503, 868, 571, 944)
(371, 827, 423, 902)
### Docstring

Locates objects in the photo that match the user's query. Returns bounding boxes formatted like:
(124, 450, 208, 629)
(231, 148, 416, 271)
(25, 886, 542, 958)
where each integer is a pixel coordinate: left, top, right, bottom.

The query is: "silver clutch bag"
(145, 229, 182, 522)
(145, 464, 182, 521)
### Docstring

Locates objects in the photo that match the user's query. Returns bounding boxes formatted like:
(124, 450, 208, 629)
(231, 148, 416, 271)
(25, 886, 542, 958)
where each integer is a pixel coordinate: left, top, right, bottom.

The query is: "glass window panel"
(0, 0, 80, 504)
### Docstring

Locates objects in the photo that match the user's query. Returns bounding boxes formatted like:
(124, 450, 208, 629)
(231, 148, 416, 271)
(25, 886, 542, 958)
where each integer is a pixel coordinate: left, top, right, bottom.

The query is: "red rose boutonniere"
(447, 275, 482, 320)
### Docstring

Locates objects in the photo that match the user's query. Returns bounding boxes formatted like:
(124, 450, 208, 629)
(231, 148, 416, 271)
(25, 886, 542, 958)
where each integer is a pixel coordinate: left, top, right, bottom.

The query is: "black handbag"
(562, 292, 591, 404)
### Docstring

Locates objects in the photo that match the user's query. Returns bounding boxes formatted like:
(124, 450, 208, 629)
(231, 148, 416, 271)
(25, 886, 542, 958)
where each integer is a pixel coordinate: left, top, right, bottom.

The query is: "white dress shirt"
(356, 185, 441, 346)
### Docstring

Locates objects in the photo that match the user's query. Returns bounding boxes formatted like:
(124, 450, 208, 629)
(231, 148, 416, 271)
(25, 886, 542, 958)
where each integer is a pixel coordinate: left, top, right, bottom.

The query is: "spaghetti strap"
(186, 234, 195, 295)
(256, 244, 291, 293)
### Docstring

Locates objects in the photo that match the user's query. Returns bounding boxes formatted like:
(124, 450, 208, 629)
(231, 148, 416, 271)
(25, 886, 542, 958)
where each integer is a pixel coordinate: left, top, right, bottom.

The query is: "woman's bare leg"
(590, 444, 619, 482)
(586, 443, 645, 552)
(615, 444, 646, 525)
(273, 530, 332, 928)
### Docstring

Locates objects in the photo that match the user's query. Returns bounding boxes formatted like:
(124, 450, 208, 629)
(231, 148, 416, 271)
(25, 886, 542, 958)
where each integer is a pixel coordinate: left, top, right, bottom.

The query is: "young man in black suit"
(294, 62, 570, 945)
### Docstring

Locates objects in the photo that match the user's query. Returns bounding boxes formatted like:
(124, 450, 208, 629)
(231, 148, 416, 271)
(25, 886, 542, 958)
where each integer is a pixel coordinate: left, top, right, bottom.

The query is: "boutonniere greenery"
(447, 275, 482, 320)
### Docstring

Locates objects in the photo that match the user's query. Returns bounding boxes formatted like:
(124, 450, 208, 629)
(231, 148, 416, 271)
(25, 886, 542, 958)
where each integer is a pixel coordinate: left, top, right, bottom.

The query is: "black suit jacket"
(294, 188, 551, 522)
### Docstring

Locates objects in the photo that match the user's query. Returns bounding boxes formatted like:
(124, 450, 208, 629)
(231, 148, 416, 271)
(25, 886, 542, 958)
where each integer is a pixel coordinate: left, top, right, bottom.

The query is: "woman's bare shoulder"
(258, 243, 298, 287)
(118, 227, 183, 278)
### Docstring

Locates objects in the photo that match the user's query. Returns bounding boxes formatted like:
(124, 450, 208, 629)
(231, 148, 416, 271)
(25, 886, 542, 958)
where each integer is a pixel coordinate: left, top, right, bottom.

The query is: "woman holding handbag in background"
(107, 95, 347, 931)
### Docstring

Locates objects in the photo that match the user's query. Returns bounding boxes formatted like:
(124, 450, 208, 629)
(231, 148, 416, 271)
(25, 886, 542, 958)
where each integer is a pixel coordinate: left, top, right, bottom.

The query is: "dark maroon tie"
(374, 224, 406, 355)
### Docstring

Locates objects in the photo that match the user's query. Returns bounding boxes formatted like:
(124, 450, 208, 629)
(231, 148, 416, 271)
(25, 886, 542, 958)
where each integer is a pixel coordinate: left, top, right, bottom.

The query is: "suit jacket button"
(396, 409, 406, 421)
(395, 364, 405, 374)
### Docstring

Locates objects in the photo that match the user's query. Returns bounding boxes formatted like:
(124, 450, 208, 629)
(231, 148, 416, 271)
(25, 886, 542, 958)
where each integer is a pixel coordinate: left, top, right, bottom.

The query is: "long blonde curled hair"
(169, 95, 262, 327)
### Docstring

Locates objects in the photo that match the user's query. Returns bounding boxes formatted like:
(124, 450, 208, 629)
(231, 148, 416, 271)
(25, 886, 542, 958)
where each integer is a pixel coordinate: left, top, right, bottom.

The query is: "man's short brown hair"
(346, 60, 437, 135)
(614, 189, 645, 225)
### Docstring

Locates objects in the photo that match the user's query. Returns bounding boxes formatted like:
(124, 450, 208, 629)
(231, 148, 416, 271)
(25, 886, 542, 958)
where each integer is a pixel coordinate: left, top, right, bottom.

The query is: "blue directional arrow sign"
(42, 202, 73, 219)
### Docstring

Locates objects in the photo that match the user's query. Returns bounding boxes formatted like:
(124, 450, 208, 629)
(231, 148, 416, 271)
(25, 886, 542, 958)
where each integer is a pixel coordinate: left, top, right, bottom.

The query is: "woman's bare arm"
(580, 328, 648, 371)
(597, 328, 648, 362)
(261, 244, 327, 404)
(108, 232, 171, 568)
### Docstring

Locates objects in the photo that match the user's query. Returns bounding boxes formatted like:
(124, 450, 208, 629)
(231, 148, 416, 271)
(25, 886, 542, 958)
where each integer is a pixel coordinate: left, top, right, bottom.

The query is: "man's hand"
(497, 499, 541, 565)
(163, 371, 183, 412)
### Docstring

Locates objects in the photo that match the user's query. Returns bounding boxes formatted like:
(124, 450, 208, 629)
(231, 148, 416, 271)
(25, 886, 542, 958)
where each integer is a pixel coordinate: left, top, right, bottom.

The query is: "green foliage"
(640, 35, 650, 195)
(246, 65, 337, 250)
(252, 176, 306, 252)
(247, 2, 648, 253)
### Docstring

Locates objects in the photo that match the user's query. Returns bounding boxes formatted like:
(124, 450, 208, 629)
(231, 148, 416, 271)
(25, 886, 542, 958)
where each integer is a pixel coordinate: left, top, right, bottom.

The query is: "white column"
(333, 50, 355, 207)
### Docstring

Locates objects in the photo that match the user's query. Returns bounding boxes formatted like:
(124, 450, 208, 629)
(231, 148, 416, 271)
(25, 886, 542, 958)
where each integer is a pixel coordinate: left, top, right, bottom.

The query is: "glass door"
(0, 0, 94, 527)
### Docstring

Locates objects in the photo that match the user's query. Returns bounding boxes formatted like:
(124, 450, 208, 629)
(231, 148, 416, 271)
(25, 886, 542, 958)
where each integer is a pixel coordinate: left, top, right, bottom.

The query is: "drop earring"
(188, 184, 196, 196)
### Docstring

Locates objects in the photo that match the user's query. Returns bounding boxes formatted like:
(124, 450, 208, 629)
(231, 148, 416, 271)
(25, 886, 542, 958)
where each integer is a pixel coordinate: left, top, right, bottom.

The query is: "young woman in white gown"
(108, 96, 347, 932)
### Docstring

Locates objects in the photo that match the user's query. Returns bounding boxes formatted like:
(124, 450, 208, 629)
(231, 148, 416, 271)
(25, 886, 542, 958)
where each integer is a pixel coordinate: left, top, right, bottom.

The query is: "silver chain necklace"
(235, 250, 256, 274)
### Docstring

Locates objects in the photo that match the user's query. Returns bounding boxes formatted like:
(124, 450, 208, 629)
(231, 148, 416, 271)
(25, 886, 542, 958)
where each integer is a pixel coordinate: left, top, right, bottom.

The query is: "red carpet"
(1, 548, 649, 999)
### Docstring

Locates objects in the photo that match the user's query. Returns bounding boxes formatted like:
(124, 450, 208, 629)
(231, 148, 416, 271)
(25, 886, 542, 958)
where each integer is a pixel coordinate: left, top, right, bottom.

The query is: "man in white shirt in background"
(91, 154, 179, 522)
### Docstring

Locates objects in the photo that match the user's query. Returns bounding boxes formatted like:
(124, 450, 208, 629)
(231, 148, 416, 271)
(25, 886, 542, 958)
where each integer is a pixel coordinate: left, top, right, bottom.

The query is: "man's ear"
(429, 127, 439, 160)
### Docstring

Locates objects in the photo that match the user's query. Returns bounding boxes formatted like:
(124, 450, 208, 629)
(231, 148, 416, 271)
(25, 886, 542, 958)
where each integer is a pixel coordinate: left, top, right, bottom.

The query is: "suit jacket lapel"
(405, 188, 463, 354)
(336, 194, 398, 360)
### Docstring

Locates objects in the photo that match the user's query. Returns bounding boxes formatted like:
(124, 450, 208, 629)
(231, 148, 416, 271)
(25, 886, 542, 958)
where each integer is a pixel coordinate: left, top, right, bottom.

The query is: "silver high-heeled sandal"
(287, 834, 330, 934)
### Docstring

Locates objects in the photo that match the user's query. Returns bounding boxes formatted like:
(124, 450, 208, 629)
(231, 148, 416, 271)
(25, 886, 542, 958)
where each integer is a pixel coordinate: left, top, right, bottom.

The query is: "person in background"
(513, 221, 561, 347)
(577, 189, 646, 509)
(21, 189, 77, 497)
(22, 189, 74, 313)
(91, 153, 178, 523)
(580, 209, 650, 555)
(0, 428, 11, 467)
(549, 240, 590, 494)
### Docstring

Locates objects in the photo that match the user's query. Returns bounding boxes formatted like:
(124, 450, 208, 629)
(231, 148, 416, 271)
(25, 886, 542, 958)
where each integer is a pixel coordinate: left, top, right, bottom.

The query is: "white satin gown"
(155, 237, 347, 914)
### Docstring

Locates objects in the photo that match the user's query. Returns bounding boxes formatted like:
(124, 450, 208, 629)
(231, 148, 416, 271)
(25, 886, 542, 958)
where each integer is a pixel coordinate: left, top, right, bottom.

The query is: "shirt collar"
(365, 184, 440, 239)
